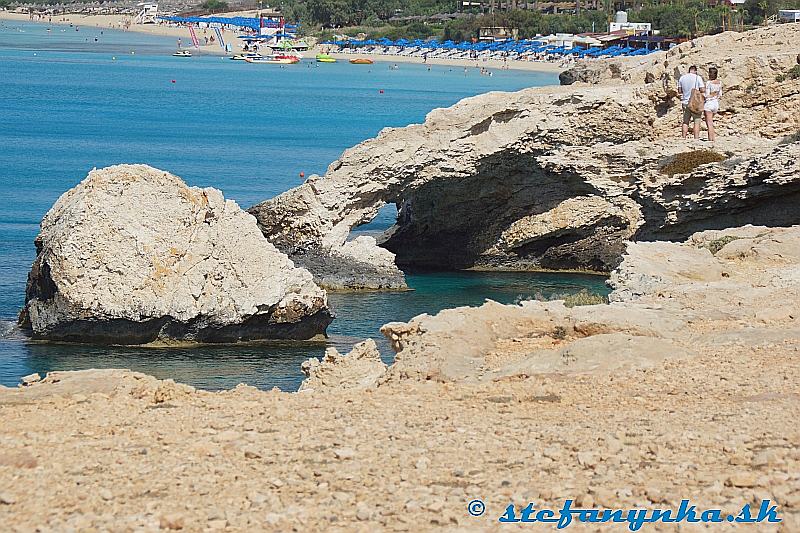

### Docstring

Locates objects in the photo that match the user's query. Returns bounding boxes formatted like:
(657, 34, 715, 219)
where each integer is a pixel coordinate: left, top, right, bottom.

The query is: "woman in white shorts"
(704, 67, 722, 142)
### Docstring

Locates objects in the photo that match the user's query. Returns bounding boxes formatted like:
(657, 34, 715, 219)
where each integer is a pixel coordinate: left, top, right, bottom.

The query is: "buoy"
(299, 171, 305, 178)
(112, 56, 116, 60)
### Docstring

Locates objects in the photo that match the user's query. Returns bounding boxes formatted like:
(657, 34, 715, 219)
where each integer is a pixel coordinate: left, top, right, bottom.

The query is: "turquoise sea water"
(0, 21, 608, 390)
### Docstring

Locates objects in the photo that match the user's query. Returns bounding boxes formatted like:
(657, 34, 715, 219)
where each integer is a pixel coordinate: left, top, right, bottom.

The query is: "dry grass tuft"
(660, 150, 727, 177)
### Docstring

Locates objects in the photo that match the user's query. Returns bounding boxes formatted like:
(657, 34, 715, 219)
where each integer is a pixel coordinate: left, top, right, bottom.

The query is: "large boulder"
(18, 165, 332, 343)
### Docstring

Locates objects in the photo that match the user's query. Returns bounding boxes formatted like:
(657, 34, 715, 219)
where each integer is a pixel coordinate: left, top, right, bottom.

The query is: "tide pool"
(0, 21, 607, 390)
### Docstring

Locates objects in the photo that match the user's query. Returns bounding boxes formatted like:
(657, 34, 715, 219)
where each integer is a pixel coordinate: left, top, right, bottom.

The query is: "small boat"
(245, 55, 300, 65)
(349, 58, 374, 65)
(316, 53, 336, 63)
(230, 53, 263, 61)
(172, 50, 192, 57)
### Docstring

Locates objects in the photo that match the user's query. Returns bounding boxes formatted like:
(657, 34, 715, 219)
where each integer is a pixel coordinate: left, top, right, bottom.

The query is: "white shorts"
(704, 101, 719, 113)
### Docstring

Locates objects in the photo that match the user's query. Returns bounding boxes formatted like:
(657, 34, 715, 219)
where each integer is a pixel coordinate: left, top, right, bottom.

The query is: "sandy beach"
(0, 10, 566, 72)
(325, 50, 567, 73)
(0, 11, 231, 56)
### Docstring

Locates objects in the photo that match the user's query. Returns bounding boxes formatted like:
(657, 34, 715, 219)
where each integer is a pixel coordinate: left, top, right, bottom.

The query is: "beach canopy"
(321, 36, 651, 58)
(158, 16, 298, 34)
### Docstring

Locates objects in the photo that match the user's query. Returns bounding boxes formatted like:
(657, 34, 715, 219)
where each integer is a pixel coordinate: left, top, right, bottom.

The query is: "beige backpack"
(688, 75, 705, 114)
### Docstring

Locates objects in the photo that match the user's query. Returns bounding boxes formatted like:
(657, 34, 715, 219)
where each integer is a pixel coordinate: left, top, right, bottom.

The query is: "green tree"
(200, 0, 229, 12)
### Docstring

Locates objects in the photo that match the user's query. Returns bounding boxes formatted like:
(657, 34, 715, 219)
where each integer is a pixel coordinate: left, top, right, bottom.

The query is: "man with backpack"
(677, 66, 705, 140)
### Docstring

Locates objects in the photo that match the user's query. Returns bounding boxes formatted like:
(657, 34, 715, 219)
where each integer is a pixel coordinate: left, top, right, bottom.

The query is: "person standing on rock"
(704, 67, 722, 144)
(677, 66, 705, 140)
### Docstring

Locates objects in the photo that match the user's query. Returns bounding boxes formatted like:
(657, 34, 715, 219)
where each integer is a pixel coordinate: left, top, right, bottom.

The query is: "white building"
(609, 22, 652, 33)
(609, 12, 651, 34)
(135, 3, 158, 24)
(778, 10, 800, 22)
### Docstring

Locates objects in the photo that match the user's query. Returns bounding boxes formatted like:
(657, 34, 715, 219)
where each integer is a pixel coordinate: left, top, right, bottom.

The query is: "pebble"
(333, 447, 356, 460)
(159, 513, 185, 530)
(356, 501, 371, 521)
(727, 473, 758, 488)
(243, 448, 262, 459)
(212, 430, 240, 443)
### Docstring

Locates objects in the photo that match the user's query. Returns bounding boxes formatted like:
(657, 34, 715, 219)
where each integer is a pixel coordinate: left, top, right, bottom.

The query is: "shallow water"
(0, 271, 608, 390)
(0, 21, 607, 390)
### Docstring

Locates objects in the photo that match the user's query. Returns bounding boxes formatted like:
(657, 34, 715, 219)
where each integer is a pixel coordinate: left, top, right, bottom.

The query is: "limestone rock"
(250, 25, 800, 283)
(378, 225, 800, 384)
(20, 373, 41, 387)
(380, 299, 691, 383)
(292, 236, 406, 291)
(19, 165, 332, 343)
(299, 339, 387, 391)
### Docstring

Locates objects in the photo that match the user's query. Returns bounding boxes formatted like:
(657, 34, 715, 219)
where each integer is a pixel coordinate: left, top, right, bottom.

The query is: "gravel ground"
(1, 334, 798, 532)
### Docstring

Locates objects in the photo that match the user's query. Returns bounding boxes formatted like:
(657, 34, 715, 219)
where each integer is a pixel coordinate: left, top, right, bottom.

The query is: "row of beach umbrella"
(322, 37, 659, 57)
(158, 16, 299, 32)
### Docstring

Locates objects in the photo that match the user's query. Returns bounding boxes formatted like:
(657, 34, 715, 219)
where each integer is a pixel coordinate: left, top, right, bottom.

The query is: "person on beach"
(704, 67, 722, 143)
(677, 66, 705, 139)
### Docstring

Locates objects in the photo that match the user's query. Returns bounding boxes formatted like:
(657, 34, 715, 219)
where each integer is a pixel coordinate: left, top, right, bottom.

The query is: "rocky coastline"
(2, 23, 799, 531)
(249, 24, 799, 289)
(2, 222, 799, 530)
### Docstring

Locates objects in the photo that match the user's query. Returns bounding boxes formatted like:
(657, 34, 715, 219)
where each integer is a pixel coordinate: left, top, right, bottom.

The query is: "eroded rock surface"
(2, 292, 799, 530)
(375, 225, 800, 384)
(19, 165, 332, 343)
(2, 227, 799, 530)
(299, 339, 387, 391)
(249, 25, 800, 286)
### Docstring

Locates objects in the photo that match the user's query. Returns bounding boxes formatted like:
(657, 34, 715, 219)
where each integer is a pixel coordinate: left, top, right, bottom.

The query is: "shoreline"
(323, 49, 567, 73)
(0, 11, 566, 72)
(0, 21, 798, 531)
(0, 11, 229, 56)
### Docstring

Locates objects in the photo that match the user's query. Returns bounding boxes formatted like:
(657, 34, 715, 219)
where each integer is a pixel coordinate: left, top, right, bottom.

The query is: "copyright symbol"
(467, 499, 485, 517)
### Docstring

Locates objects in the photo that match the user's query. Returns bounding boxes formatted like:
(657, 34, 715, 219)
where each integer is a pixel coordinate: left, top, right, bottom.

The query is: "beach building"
(479, 26, 517, 41)
(778, 9, 800, 22)
(135, 3, 158, 25)
(609, 21, 651, 33)
(608, 12, 651, 34)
